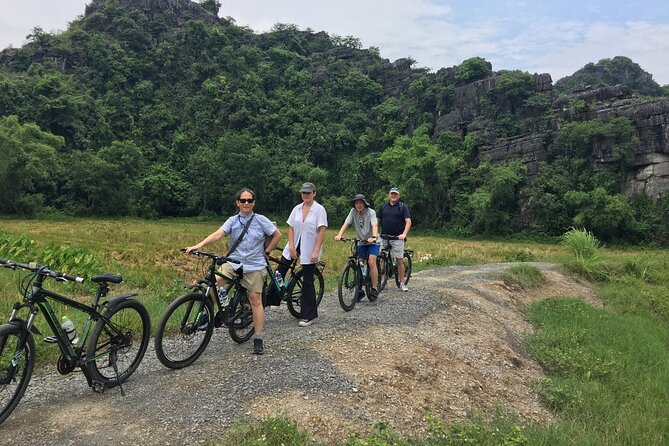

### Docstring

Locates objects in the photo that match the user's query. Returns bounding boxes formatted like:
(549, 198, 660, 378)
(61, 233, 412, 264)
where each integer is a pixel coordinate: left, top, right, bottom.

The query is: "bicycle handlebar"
(0, 258, 85, 283)
(380, 234, 407, 241)
(181, 249, 240, 265)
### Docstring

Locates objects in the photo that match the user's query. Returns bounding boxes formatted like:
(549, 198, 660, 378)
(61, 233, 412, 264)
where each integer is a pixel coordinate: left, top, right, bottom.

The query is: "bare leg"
(248, 291, 264, 335)
(369, 254, 378, 291)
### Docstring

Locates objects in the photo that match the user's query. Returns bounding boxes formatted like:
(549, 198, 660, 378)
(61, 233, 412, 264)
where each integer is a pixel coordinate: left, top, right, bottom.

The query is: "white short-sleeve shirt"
(282, 201, 328, 265)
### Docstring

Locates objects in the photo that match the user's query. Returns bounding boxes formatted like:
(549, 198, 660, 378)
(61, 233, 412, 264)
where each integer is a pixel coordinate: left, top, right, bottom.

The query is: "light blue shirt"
(220, 212, 276, 272)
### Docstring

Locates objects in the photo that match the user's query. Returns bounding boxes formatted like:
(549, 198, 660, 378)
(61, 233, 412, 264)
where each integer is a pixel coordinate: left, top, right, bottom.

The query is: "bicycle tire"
(286, 267, 325, 319)
(0, 323, 35, 425)
(154, 292, 214, 369)
(377, 254, 389, 292)
(394, 252, 413, 287)
(87, 299, 150, 386)
(228, 287, 254, 343)
(338, 261, 359, 312)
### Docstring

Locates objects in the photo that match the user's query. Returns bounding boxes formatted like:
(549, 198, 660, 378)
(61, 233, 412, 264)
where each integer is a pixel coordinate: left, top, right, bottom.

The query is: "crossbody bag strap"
(226, 213, 256, 258)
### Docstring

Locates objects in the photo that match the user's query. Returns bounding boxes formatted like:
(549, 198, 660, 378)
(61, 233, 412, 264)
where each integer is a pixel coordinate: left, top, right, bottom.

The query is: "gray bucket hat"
(351, 193, 371, 207)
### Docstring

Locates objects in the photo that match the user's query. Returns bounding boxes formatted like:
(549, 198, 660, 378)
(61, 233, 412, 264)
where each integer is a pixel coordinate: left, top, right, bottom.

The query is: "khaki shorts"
(218, 263, 266, 294)
(382, 239, 405, 258)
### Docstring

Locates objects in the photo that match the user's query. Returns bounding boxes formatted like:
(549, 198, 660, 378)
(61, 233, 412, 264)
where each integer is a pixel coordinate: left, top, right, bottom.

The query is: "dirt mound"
(251, 264, 598, 442)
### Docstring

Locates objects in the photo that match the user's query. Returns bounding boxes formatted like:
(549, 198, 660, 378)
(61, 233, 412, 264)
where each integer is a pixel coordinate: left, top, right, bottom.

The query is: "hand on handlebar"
(334, 235, 342, 241)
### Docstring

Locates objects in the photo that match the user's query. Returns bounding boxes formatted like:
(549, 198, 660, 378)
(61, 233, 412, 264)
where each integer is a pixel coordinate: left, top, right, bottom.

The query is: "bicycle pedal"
(43, 336, 59, 343)
(92, 381, 106, 393)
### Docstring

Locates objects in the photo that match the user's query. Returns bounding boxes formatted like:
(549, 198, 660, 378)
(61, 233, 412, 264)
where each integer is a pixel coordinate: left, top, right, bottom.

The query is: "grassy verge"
(1, 219, 668, 444)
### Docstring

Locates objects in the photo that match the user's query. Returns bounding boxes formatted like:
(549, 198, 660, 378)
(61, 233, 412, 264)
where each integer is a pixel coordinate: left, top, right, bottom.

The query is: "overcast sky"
(1, 0, 668, 85)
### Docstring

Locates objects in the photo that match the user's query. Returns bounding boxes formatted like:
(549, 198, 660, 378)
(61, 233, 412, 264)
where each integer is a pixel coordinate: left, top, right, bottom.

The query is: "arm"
(368, 221, 379, 244)
(311, 225, 327, 263)
(288, 226, 298, 260)
(265, 228, 282, 253)
(185, 229, 225, 253)
(334, 222, 349, 241)
(399, 218, 412, 240)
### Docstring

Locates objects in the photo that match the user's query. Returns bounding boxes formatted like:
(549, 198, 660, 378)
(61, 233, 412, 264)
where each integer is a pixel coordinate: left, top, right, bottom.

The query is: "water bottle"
(217, 286, 228, 306)
(274, 270, 284, 288)
(61, 316, 78, 345)
(360, 260, 368, 278)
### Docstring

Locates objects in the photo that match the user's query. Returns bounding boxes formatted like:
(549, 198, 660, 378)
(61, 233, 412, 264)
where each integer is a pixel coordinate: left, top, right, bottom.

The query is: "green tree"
(455, 57, 493, 85)
(0, 116, 61, 214)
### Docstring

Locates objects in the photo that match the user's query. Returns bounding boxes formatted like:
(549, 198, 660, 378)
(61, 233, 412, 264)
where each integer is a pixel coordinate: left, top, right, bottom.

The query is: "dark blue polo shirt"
(377, 201, 410, 236)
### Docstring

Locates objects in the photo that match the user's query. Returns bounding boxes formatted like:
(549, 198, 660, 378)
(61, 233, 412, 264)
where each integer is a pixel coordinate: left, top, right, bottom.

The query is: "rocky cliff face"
(435, 74, 669, 198)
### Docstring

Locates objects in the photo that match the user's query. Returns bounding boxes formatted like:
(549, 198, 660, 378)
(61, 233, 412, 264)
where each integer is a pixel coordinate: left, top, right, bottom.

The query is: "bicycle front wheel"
(0, 323, 35, 425)
(154, 292, 214, 369)
(394, 252, 413, 287)
(286, 268, 325, 319)
(338, 262, 359, 312)
(228, 287, 254, 343)
(86, 299, 150, 387)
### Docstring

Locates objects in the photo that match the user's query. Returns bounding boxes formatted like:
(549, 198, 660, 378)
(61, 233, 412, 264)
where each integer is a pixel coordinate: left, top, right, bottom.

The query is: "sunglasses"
(237, 198, 255, 204)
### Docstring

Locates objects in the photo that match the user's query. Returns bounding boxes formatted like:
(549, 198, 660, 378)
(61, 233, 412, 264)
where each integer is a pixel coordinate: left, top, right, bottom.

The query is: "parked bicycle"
(377, 234, 413, 292)
(154, 250, 254, 369)
(337, 238, 379, 311)
(0, 258, 150, 425)
(263, 249, 325, 318)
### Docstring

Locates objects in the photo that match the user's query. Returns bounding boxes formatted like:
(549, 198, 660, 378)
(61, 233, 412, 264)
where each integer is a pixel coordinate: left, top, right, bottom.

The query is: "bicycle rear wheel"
(394, 252, 413, 287)
(0, 323, 35, 425)
(286, 268, 325, 319)
(338, 262, 359, 312)
(87, 299, 150, 386)
(377, 254, 389, 292)
(228, 287, 254, 343)
(154, 292, 214, 369)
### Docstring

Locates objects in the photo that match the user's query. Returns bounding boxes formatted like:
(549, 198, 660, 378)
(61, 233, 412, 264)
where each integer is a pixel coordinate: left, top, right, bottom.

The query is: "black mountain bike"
(263, 249, 325, 318)
(377, 234, 413, 291)
(154, 250, 254, 369)
(0, 259, 151, 425)
(337, 238, 379, 311)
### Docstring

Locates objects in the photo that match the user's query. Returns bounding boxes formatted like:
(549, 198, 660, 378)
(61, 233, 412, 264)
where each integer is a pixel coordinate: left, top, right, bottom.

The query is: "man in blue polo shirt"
(377, 187, 411, 291)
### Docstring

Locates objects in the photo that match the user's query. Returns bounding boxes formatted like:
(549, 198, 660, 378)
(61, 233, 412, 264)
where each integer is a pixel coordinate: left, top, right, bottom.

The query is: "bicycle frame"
(2, 260, 139, 384)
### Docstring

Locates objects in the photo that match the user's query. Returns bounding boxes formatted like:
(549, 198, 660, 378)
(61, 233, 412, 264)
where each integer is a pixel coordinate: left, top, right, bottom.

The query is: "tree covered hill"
(1, 0, 668, 244)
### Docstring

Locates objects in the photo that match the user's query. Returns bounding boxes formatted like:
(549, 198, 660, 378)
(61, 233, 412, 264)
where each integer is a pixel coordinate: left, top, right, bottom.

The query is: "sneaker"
(298, 319, 315, 327)
(370, 288, 379, 299)
(253, 338, 264, 355)
(357, 290, 366, 302)
(400, 283, 409, 292)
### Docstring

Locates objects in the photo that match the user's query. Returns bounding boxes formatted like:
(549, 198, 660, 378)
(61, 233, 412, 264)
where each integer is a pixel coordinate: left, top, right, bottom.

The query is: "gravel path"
(0, 263, 558, 445)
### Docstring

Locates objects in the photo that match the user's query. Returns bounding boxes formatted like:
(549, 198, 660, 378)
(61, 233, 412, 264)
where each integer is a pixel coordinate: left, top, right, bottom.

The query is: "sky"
(1, 0, 668, 85)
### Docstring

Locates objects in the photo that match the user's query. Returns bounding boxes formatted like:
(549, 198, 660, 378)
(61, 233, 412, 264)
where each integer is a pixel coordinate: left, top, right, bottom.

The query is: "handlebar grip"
(63, 273, 85, 283)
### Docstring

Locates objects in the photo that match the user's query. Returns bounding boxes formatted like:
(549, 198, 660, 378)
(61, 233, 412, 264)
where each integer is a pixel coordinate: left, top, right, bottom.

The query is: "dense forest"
(1, 0, 668, 244)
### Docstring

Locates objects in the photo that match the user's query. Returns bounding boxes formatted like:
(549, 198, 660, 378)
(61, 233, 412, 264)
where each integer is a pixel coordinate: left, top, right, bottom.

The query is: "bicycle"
(377, 234, 413, 292)
(337, 238, 379, 311)
(0, 258, 151, 425)
(154, 250, 255, 369)
(263, 249, 325, 318)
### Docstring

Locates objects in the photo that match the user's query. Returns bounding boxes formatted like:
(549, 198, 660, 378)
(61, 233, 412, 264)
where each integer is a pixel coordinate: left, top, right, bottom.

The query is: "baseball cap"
(389, 187, 400, 194)
(299, 182, 316, 193)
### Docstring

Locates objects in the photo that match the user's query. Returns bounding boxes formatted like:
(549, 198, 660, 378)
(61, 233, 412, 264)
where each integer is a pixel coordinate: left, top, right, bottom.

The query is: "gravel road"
(0, 263, 561, 445)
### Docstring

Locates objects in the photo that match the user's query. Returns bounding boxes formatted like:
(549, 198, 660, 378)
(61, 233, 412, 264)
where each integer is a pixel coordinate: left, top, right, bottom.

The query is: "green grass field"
(1, 218, 668, 445)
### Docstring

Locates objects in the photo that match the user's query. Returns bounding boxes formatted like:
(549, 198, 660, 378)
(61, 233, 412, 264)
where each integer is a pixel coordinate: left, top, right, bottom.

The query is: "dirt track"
(0, 263, 598, 445)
